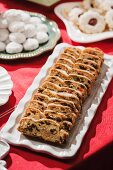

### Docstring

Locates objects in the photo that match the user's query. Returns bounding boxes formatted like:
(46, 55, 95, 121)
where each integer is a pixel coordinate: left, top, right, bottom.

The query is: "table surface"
(0, 0, 113, 170)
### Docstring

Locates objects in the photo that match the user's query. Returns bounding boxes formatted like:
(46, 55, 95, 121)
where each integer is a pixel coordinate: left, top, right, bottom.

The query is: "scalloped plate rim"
(0, 66, 13, 106)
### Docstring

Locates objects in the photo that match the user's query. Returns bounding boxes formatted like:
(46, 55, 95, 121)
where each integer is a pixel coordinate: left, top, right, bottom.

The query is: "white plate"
(1, 43, 113, 158)
(0, 67, 13, 106)
(54, 2, 113, 43)
(0, 160, 7, 170)
(0, 138, 10, 160)
(0, 11, 61, 60)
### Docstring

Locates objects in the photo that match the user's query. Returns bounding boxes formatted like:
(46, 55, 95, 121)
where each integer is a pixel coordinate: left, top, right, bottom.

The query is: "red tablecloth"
(0, 0, 113, 170)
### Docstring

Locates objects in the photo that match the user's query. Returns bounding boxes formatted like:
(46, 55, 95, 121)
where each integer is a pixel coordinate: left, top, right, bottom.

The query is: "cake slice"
(54, 63, 72, 74)
(18, 117, 69, 144)
(76, 58, 100, 73)
(68, 74, 92, 93)
(63, 47, 81, 58)
(71, 68, 95, 82)
(74, 63, 98, 78)
(49, 68, 68, 80)
(59, 53, 77, 63)
(80, 52, 103, 67)
(44, 76, 64, 87)
(32, 93, 50, 103)
(83, 47, 104, 60)
(28, 100, 47, 112)
(64, 80, 88, 100)
(57, 58, 74, 68)
(22, 107, 45, 120)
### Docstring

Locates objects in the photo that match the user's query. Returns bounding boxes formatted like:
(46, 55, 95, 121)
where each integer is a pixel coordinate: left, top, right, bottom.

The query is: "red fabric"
(0, 0, 113, 170)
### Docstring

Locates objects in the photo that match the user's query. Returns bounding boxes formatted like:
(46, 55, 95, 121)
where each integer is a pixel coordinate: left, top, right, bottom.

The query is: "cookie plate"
(54, 2, 113, 43)
(0, 11, 61, 60)
(1, 43, 113, 158)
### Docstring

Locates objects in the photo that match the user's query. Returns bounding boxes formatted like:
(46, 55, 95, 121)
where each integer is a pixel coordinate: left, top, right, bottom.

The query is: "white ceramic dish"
(54, 2, 113, 43)
(0, 137, 10, 160)
(1, 43, 113, 158)
(0, 67, 13, 106)
(0, 160, 7, 170)
(0, 11, 61, 60)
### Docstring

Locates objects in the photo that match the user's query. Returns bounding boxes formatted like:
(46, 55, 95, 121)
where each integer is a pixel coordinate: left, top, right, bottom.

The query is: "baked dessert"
(1, 9, 49, 54)
(78, 11, 106, 34)
(68, 0, 113, 34)
(18, 46, 104, 145)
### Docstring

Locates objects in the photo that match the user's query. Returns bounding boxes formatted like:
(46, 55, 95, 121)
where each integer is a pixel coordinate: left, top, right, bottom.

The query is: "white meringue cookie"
(24, 24, 36, 38)
(35, 32, 49, 44)
(9, 32, 26, 43)
(3, 9, 22, 22)
(37, 24, 48, 33)
(20, 12, 30, 23)
(6, 42, 23, 53)
(8, 21, 25, 33)
(23, 38, 39, 51)
(29, 17, 42, 26)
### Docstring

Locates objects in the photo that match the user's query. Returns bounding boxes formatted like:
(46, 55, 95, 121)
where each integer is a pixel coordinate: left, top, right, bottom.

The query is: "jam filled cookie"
(105, 10, 113, 29)
(101, 0, 113, 12)
(78, 11, 105, 34)
(83, 0, 95, 10)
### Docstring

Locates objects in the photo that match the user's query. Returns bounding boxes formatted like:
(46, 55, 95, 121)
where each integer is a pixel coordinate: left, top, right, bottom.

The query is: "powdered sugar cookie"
(83, 0, 94, 9)
(3, 9, 30, 23)
(29, 17, 42, 26)
(8, 21, 25, 32)
(37, 24, 48, 33)
(68, 7, 84, 25)
(105, 10, 113, 29)
(101, 0, 113, 12)
(6, 42, 23, 53)
(20, 11, 30, 23)
(24, 24, 36, 38)
(23, 38, 39, 51)
(35, 32, 49, 44)
(0, 41, 6, 52)
(9, 32, 26, 44)
(0, 29, 9, 41)
(78, 11, 105, 34)
(3, 9, 22, 22)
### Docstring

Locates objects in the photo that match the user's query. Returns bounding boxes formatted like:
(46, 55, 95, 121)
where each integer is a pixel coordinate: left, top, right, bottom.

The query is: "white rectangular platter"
(54, 2, 113, 43)
(1, 43, 113, 158)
